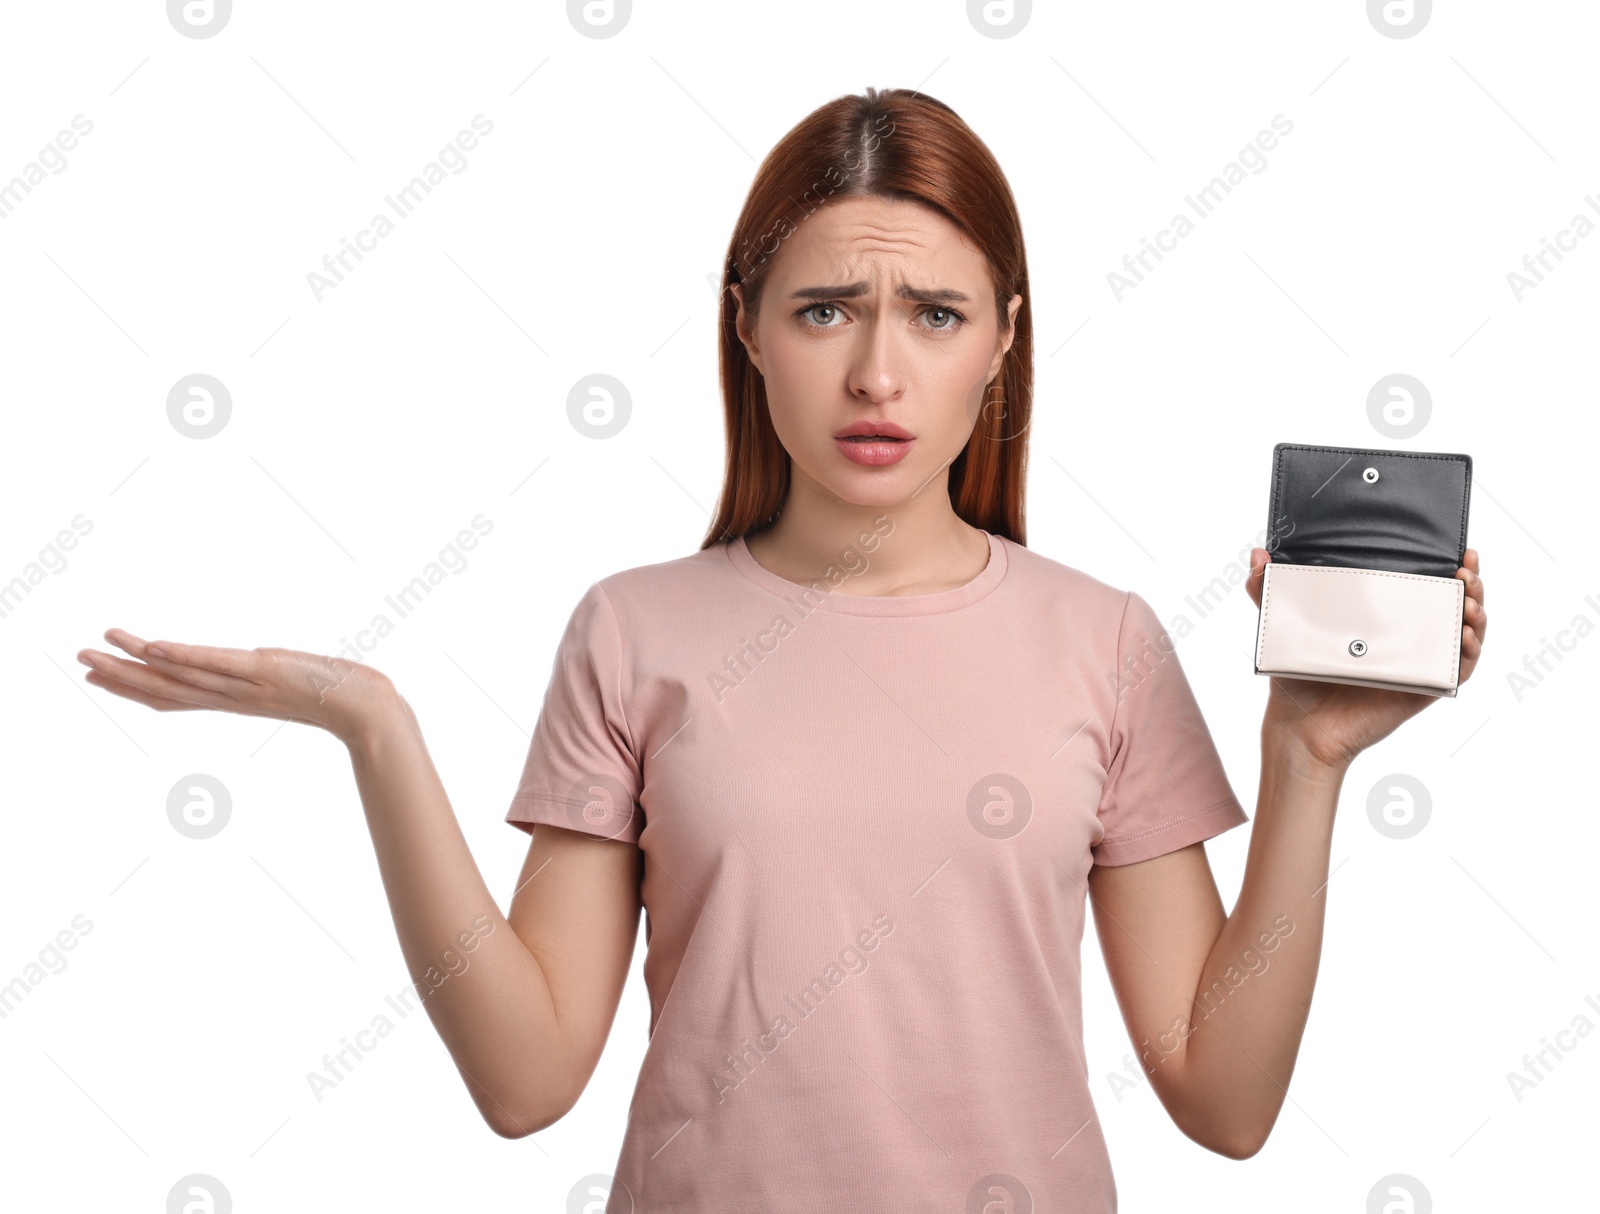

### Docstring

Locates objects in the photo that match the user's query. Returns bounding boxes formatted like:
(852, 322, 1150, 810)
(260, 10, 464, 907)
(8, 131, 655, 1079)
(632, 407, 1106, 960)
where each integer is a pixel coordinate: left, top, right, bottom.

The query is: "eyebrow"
(789, 281, 972, 306)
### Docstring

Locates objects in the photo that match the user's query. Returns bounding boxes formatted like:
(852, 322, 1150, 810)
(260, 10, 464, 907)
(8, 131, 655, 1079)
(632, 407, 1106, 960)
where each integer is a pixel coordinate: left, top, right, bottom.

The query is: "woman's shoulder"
(998, 535, 1136, 616)
(584, 539, 738, 614)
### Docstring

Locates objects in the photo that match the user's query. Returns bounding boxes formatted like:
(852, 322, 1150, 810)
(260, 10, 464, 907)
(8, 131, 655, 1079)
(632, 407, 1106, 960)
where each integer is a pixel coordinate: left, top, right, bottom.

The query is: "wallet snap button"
(1349, 639, 1368, 656)
(1362, 467, 1379, 483)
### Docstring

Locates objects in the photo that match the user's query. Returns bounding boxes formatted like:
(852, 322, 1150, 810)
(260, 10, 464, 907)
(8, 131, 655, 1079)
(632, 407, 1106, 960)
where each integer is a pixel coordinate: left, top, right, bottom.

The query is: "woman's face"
(732, 195, 1022, 515)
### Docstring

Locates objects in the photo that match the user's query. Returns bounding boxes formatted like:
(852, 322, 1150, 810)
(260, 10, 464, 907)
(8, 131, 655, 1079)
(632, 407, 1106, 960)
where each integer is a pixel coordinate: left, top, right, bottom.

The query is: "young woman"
(77, 87, 1487, 1211)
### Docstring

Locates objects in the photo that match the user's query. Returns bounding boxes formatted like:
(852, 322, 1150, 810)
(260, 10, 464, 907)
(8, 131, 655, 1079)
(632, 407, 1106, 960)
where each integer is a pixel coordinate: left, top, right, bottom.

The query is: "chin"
(815, 471, 916, 511)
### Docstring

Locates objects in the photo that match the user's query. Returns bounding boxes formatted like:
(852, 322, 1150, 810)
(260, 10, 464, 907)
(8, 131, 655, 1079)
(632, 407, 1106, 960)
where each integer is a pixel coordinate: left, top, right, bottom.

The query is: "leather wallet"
(1253, 442, 1472, 697)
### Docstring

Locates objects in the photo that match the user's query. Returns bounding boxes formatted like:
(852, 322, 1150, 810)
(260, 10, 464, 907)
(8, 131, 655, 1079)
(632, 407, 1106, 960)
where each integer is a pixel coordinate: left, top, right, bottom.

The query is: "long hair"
(699, 86, 1033, 550)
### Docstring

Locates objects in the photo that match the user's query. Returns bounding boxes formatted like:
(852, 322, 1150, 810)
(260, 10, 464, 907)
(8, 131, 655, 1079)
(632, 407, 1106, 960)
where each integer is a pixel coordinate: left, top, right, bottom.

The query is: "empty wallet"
(1253, 442, 1473, 697)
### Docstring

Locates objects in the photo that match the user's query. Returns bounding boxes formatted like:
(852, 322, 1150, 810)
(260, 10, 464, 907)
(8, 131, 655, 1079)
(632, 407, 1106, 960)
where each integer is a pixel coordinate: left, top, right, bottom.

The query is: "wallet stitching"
(1257, 564, 1464, 687)
(1269, 445, 1471, 568)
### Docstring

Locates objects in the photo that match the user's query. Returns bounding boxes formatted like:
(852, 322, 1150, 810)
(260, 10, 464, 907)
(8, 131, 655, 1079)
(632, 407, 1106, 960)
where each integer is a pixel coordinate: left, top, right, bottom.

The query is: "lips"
(833, 432, 915, 467)
(834, 421, 914, 440)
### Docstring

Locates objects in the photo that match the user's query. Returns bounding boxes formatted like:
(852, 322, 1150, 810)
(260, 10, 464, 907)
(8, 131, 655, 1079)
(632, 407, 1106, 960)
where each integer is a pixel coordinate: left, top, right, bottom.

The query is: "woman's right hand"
(76, 628, 399, 748)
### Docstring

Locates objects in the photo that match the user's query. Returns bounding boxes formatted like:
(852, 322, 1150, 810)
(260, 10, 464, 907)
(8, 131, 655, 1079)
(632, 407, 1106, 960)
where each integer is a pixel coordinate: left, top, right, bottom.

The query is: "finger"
(78, 649, 236, 712)
(84, 667, 207, 713)
(1460, 623, 1482, 665)
(136, 644, 264, 698)
(1245, 547, 1270, 606)
(116, 632, 266, 683)
(108, 629, 270, 697)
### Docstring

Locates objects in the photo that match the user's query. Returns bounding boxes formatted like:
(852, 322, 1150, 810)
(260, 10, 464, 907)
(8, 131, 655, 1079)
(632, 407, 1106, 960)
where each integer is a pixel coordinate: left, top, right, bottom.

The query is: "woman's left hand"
(1245, 547, 1487, 769)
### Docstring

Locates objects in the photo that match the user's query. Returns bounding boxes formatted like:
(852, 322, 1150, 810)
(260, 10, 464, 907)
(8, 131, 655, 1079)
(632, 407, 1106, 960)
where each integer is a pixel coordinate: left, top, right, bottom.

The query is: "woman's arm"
(1087, 547, 1487, 1157)
(344, 692, 642, 1137)
(1088, 733, 1343, 1158)
(77, 630, 641, 1137)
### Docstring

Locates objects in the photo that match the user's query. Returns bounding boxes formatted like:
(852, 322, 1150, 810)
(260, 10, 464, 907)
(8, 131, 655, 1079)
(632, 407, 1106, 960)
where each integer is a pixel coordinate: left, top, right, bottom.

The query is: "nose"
(846, 306, 908, 404)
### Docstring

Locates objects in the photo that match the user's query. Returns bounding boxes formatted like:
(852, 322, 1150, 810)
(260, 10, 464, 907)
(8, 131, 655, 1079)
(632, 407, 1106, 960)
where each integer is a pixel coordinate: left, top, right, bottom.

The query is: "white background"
(2, 1, 1593, 1210)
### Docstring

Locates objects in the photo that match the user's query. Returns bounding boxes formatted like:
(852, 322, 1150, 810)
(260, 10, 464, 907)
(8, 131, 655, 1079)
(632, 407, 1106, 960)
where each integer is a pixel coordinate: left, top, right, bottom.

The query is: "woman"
(77, 87, 1487, 1210)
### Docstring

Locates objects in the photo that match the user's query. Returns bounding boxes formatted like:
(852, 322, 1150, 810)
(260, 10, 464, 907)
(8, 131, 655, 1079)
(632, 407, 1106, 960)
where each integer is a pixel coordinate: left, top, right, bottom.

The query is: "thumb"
(1246, 547, 1269, 608)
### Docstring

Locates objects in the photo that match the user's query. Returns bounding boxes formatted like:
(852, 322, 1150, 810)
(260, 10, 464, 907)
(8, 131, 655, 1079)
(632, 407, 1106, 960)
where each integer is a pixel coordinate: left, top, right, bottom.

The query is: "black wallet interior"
(1266, 443, 1472, 579)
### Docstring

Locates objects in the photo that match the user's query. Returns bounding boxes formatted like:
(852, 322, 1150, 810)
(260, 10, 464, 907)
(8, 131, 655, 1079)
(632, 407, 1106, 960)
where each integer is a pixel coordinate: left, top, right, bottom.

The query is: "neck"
(744, 480, 990, 597)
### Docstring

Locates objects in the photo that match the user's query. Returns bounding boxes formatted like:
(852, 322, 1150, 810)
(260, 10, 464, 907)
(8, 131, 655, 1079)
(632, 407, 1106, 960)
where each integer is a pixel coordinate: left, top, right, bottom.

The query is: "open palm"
(76, 628, 393, 747)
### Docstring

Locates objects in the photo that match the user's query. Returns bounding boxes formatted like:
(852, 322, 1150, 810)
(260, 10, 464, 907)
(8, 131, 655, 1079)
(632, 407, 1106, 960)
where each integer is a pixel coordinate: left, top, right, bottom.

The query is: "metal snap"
(1362, 467, 1379, 483)
(1349, 639, 1367, 656)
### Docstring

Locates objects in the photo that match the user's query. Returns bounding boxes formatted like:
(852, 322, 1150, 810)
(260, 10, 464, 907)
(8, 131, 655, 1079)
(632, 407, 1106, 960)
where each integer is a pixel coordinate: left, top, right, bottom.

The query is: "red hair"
(700, 86, 1033, 550)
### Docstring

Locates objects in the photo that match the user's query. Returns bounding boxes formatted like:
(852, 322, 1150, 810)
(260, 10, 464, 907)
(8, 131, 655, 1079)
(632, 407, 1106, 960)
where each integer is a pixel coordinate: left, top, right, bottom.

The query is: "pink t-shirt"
(505, 528, 1249, 1212)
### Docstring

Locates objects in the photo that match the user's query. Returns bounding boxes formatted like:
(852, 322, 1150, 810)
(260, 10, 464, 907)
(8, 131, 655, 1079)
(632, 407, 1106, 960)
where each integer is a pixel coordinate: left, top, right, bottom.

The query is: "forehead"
(772, 195, 988, 284)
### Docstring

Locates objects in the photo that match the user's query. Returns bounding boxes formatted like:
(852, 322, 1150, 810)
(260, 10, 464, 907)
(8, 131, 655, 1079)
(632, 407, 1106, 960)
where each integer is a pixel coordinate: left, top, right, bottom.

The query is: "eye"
(921, 305, 968, 331)
(795, 302, 845, 328)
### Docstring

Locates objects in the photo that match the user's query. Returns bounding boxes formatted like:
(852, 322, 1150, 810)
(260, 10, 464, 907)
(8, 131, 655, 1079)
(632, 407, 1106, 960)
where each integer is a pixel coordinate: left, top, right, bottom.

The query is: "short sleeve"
(1091, 590, 1248, 866)
(505, 582, 643, 844)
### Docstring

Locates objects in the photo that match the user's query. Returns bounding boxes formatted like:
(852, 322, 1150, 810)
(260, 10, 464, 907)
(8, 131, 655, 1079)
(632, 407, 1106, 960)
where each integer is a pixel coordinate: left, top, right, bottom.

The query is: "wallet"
(1253, 442, 1473, 697)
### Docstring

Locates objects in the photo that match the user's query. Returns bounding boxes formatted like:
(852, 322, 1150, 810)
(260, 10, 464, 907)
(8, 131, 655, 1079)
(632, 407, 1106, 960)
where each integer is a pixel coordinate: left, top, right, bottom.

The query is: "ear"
(730, 283, 763, 376)
(987, 293, 1023, 381)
